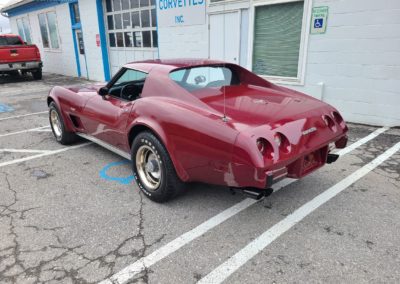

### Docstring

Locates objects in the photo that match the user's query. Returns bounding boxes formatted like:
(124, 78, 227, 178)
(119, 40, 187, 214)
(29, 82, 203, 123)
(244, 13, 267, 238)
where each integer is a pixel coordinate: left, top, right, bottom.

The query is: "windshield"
(0, 36, 23, 46)
(169, 66, 239, 93)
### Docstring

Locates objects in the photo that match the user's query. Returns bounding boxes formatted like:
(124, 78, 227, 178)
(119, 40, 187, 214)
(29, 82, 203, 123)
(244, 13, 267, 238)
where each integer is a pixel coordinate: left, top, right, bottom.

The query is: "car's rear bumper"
(234, 134, 348, 190)
(0, 61, 42, 72)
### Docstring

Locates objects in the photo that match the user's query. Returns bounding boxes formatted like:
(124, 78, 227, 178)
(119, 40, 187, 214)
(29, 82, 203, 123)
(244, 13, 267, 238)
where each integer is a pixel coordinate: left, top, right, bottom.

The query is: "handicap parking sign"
(314, 18, 323, 29)
(311, 6, 328, 34)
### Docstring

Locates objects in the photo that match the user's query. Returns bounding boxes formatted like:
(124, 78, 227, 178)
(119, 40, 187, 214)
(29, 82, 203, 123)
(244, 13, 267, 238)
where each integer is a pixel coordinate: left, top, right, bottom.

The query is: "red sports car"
(47, 59, 348, 202)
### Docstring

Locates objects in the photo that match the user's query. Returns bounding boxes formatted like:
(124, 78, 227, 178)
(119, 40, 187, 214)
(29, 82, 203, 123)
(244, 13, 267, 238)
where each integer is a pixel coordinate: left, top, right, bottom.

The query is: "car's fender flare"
(126, 119, 190, 182)
(47, 88, 75, 132)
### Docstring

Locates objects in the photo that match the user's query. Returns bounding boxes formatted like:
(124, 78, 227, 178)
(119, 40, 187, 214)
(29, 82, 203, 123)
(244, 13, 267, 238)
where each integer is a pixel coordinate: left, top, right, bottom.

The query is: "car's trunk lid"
(195, 84, 327, 131)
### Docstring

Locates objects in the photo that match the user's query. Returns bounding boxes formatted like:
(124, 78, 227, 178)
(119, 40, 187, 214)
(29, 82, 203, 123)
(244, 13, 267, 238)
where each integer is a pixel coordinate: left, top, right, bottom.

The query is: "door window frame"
(106, 67, 148, 101)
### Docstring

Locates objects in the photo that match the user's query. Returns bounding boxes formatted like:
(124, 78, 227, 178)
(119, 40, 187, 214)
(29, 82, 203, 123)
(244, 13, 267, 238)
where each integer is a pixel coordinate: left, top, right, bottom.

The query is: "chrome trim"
(76, 133, 131, 160)
(0, 61, 41, 71)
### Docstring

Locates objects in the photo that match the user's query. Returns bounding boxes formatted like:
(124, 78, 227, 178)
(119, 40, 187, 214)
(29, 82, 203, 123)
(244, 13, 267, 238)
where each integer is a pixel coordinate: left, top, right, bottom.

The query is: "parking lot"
(0, 73, 399, 284)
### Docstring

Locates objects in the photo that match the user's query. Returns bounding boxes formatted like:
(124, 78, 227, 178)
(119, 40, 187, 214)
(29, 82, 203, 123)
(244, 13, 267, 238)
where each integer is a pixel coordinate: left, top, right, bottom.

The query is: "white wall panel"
(289, 0, 400, 126)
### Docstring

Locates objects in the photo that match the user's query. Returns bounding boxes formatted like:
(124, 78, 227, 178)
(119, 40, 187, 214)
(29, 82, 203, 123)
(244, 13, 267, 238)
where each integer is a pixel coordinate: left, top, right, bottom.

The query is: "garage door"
(105, 0, 158, 76)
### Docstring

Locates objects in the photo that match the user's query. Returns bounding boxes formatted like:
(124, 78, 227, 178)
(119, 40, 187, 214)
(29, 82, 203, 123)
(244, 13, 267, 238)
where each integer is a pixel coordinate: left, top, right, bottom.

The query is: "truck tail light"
(35, 47, 41, 59)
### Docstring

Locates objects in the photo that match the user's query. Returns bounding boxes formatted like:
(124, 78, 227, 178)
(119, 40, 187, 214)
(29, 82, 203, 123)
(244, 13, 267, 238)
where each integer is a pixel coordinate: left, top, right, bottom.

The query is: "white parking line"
(0, 111, 47, 121)
(198, 141, 400, 284)
(0, 143, 91, 168)
(336, 127, 388, 156)
(0, 126, 50, 138)
(0, 148, 51, 154)
(31, 129, 52, 132)
(98, 127, 387, 284)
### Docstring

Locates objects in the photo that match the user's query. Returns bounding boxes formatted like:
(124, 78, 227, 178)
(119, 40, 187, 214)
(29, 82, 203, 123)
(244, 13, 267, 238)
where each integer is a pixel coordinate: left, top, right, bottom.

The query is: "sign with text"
(157, 0, 206, 27)
(310, 6, 328, 34)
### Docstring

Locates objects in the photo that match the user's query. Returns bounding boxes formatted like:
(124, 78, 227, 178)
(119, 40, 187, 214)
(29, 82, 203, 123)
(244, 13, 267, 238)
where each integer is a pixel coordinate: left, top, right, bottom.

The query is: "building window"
(16, 17, 32, 44)
(105, 0, 158, 49)
(38, 11, 60, 50)
(252, 0, 305, 80)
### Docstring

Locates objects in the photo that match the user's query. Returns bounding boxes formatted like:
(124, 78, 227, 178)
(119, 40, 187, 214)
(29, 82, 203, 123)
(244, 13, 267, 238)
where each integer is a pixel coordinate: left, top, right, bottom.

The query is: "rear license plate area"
(300, 146, 328, 175)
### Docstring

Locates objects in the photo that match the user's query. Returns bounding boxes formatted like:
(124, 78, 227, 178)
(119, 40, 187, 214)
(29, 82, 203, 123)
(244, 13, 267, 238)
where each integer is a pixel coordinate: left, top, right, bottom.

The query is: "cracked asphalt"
(0, 73, 399, 284)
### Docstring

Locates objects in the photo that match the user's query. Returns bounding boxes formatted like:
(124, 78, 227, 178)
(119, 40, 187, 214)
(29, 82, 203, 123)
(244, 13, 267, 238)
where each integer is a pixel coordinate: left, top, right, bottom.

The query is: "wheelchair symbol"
(314, 18, 323, 29)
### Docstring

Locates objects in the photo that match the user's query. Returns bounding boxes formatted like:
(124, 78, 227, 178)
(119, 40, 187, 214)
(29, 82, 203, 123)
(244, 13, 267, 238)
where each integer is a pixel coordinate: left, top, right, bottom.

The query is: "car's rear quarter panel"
(127, 97, 239, 184)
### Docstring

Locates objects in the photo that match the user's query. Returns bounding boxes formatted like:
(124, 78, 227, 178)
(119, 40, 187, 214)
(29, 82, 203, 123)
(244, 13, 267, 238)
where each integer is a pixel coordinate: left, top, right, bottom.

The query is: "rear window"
(169, 66, 239, 93)
(0, 36, 23, 46)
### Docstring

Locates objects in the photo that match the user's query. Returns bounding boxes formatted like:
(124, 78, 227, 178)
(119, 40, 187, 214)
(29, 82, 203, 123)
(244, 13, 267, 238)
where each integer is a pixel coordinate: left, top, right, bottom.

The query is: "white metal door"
(209, 12, 240, 64)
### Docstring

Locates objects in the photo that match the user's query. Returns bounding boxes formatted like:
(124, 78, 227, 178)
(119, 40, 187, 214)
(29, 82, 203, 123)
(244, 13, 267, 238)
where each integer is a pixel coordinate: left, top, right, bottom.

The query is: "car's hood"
(195, 84, 331, 131)
(66, 83, 106, 93)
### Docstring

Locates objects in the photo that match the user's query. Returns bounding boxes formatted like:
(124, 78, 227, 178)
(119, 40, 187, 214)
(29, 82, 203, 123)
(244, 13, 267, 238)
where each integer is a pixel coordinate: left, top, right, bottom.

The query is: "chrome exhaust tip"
(230, 187, 274, 200)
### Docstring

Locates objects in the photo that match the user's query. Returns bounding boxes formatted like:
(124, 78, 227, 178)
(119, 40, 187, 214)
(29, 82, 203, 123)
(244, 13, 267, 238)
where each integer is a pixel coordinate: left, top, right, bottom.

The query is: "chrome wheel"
(50, 109, 62, 138)
(136, 145, 162, 191)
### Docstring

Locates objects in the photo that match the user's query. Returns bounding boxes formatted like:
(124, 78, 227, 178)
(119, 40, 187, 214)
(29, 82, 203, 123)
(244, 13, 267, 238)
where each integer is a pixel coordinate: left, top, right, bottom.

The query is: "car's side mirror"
(98, 87, 109, 98)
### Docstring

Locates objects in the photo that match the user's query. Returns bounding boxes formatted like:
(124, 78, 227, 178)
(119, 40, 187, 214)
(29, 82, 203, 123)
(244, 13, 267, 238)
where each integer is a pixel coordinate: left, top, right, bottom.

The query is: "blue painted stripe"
(0, 104, 14, 113)
(69, 2, 81, 77)
(4, 0, 75, 17)
(96, 0, 111, 81)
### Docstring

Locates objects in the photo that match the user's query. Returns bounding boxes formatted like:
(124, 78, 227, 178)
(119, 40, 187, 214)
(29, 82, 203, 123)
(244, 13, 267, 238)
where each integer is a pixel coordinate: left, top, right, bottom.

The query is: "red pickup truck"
(0, 34, 43, 80)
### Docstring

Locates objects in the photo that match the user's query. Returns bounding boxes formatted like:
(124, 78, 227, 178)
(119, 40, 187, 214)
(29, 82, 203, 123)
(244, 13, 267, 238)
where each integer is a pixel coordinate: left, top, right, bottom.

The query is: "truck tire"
(9, 71, 19, 77)
(32, 68, 42, 80)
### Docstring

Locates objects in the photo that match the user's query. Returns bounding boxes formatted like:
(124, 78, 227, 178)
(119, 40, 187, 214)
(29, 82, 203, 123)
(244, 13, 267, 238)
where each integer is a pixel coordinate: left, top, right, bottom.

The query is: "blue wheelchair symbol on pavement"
(314, 18, 323, 29)
(99, 160, 135, 185)
(0, 104, 14, 113)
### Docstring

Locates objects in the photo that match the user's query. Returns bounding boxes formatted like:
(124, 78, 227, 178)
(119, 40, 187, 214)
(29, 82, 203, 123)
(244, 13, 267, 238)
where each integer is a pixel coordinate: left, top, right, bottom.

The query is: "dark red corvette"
(47, 59, 348, 202)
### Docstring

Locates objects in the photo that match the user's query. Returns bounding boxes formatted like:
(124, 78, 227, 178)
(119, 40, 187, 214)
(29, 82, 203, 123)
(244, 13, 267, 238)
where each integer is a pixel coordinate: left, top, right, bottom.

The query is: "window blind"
(253, 1, 304, 78)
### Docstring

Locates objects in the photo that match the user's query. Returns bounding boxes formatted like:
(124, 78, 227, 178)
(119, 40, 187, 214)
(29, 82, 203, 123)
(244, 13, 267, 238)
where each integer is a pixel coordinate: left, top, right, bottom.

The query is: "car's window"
(109, 68, 148, 101)
(113, 69, 147, 87)
(0, 36, 23, 46)
(169, 66, 238, 93)
(170, 69, 185, 82)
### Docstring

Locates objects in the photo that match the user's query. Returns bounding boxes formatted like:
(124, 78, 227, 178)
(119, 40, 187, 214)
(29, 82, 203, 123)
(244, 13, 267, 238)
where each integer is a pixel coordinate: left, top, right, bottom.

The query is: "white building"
(1, 0, 399, 126)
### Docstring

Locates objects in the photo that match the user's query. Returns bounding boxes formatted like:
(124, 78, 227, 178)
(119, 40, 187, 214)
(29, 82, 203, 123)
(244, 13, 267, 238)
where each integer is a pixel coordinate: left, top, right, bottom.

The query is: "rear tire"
(32, 68, 42, 80)
(8, 71, 19, 77)
(131, 131, 185, 202)
(49, 102, 78, 145)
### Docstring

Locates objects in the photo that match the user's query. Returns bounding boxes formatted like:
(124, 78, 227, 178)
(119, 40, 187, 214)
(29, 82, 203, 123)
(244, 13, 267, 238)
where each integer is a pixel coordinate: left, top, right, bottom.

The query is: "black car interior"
(109, 80, 145, 101)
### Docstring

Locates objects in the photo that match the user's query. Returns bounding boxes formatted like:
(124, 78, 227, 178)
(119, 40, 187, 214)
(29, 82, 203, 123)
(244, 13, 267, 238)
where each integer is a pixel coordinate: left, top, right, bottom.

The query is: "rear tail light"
(332, 111, 343, 124)
(323, 115, 336, 131)
(257, 138, 274, 159)
(332, 111, 348, 131)
(275, 132, 291, 154)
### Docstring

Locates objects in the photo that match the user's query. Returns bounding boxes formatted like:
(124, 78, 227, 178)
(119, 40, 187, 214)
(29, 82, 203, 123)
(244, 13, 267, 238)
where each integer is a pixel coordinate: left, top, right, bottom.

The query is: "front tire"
(131, 131, 185, 202)
(49, 102, 78, 145)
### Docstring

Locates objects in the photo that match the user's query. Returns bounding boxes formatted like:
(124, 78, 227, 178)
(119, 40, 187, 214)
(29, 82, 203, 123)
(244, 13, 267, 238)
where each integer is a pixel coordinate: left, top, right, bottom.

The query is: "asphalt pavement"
(0, 73, 399, 284)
